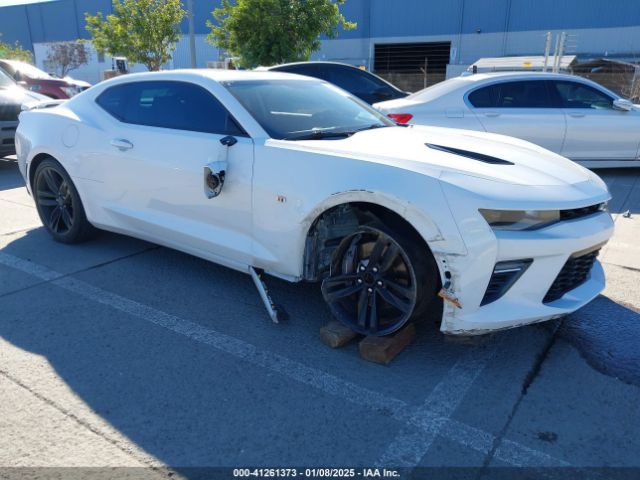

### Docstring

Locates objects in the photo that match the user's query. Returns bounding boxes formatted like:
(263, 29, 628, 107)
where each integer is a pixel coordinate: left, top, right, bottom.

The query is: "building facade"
(0, 0, 639, 85)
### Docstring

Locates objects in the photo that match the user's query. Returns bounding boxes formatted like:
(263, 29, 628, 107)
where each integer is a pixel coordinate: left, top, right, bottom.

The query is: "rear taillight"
(388, 113, 413, 124)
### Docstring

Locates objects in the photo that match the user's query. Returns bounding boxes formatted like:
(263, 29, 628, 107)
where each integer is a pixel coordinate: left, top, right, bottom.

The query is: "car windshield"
(223, 79, 394, 140)
(9, 61, 51, 80)
(0, 69, 16, 88)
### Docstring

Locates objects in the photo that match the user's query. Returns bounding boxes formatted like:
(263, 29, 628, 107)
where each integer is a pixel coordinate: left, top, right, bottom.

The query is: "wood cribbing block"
(320, 321, 358, 348)
(359, 323, 416, 365)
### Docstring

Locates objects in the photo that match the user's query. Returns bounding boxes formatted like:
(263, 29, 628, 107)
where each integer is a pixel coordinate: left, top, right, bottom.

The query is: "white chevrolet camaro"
(375, 72, 640, 169)
(16, 70, 614, 336)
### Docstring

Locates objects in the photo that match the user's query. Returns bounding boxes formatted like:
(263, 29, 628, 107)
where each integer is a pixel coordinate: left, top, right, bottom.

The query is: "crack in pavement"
(0, 251, 572, 469)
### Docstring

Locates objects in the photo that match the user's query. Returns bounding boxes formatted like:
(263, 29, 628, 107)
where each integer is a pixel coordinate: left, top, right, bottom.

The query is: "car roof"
(99, 68, 320, 86)
(260, 61, 362, 71)
(402, 70, 620, 103)
(457, 71, 586, 83)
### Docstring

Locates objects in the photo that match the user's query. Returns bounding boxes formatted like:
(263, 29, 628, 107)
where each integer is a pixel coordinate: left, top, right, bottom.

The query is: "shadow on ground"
(560, 295, 640, 387)
(0, 158, 24, 191)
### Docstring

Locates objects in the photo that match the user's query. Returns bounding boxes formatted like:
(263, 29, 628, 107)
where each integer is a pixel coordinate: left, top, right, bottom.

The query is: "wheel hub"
(321, 227, 419, 336)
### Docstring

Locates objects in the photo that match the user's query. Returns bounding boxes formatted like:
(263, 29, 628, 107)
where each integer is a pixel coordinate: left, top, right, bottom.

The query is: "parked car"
(16, 70, 613, 337)
(375, 72, 640, 168)
(0, 59, 90, 99)
(0, 68, 48, 158)
(261, 61, 408, 104)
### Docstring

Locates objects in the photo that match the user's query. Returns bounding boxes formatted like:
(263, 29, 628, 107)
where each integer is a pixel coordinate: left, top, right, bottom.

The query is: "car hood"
(0, 85, 48, 106)
(282, 125, 593, 187)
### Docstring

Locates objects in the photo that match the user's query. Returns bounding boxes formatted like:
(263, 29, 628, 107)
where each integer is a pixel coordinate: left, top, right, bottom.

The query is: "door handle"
(484, 112, 500, 118)
(111, 139, 134, 151)
(568, 112, 585, 118)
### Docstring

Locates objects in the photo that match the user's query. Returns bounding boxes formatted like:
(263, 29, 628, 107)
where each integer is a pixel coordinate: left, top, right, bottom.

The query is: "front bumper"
(0, 120, 18, 157)
(436, 210, 614, 335)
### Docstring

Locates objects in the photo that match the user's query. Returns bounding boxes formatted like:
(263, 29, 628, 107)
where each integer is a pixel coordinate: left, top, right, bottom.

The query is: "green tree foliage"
(208, 0, 356, 68)
(0, 35, 33, 63)
(85, 0, 185, 71)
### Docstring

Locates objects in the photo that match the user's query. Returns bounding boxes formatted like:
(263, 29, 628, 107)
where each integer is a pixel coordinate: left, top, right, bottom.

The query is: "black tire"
(33, 157, 96, 243)
(321, 223, 441, 336)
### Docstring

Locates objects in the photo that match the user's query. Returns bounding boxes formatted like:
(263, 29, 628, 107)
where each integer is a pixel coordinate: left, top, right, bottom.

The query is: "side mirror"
(203, 136, 237, 198)
(613, 98, 634, 111)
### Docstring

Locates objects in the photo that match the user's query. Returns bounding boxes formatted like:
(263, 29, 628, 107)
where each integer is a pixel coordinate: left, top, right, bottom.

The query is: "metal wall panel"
(0, 5, 32, 50)
(508, 0, 640, 31)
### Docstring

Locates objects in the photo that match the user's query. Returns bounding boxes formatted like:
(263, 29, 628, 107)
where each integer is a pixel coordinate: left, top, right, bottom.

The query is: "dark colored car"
(0, 59, 89, 99)
(264, 61, 408, 104)
(0, 69, 48, 157)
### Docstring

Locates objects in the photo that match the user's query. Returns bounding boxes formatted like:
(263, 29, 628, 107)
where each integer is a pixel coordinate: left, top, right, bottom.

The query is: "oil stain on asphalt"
(560, 295, 640, 387)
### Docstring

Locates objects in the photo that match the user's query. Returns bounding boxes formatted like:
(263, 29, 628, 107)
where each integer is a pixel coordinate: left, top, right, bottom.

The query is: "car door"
(468, 79, 566, 153)
(89, 80, 254, 266)
(550, 79, 640, 160)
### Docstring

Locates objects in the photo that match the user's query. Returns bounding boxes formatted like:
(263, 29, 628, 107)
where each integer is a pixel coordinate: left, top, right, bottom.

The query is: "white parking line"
(0, 251, 568, 467)
(376, 345, 499, 467)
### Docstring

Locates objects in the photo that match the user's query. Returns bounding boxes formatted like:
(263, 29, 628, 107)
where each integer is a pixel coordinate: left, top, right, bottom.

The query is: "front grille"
(0, 104, 21, 122)
(543, 248, 601, 303)
(560, 203, 604, 222)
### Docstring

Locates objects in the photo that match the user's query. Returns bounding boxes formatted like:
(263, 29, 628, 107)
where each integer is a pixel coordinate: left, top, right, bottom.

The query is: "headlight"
(61, 86, 80, 97)
(479, 209, 560, 231)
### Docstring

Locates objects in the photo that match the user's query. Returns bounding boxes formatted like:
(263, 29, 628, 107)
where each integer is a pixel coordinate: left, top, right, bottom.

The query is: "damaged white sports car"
(15, 70, 614, 336)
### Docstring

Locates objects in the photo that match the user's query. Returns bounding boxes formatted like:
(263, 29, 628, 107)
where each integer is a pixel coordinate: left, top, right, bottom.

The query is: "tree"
(85, 0, 185, 71)
(0, 34, 33, 63)
(208, 0, 356, 69)
(45, 41, 90, 77)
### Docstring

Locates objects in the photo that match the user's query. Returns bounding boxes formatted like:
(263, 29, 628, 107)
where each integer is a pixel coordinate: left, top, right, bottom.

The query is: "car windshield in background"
(11, 62, 51, 80)
(0, 69, 15, 88)
(223, 79, 393, 140)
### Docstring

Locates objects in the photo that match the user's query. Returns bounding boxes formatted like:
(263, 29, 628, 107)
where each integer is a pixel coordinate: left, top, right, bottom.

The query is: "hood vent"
(426, 143, 514, 165)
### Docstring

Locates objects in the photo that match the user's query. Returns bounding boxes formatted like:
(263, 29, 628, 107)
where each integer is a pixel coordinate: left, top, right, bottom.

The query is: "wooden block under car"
(358, 323, 416, 365)
(320, 321, 359, 348)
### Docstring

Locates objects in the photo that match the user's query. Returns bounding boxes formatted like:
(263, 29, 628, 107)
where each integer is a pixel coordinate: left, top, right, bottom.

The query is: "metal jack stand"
(249, 267, 287, 323)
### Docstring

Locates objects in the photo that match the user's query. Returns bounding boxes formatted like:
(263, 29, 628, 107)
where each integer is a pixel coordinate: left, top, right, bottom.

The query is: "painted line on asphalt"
(0, 251, 568, 468)
(376, 344, 499, 467)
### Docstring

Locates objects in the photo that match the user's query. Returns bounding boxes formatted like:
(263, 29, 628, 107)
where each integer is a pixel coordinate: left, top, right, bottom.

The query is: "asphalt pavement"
(0, 157, 639, 479)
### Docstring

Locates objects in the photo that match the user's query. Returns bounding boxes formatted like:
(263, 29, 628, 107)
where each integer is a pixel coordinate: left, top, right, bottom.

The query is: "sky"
(0, 0, 55, 6)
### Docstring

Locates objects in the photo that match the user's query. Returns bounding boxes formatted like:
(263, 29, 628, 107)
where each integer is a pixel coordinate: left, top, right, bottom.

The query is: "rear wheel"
(321, 225, 439, 336)
(33, 158, 95, 243)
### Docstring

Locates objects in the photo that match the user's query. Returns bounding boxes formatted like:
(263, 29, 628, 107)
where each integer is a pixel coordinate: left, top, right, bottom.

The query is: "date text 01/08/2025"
(233, 468, 400, 478)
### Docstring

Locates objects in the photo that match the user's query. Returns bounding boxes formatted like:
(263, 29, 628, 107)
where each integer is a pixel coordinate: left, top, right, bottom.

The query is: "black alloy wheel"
(35, 166, 74, 235)
(321, 226, 425, 336)
(33, 158, 95, 243)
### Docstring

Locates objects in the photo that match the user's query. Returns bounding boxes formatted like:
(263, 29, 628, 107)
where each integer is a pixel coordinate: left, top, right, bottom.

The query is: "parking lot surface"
(1, 157, 639, 478)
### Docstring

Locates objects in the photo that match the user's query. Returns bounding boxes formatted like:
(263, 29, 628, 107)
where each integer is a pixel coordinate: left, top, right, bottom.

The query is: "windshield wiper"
(285, 130, 355, 141)
(285, 124, 389, 141)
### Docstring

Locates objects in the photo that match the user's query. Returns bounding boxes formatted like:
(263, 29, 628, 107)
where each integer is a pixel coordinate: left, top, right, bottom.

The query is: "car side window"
(551, 81, 614, 109)
(469, 81, 553, 108)
(468, 85, 499, 108)
(96, 81, 244, 135)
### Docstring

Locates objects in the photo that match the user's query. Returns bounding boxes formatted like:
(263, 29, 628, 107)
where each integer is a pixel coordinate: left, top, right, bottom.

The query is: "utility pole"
(542, 32, 551, 72)
(556, 32, 567, 73)
(420, 58, 428, 89)
(187, 0, 197, 68)
(552, 33, 561, 73)
(552, 32, 567, 73)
